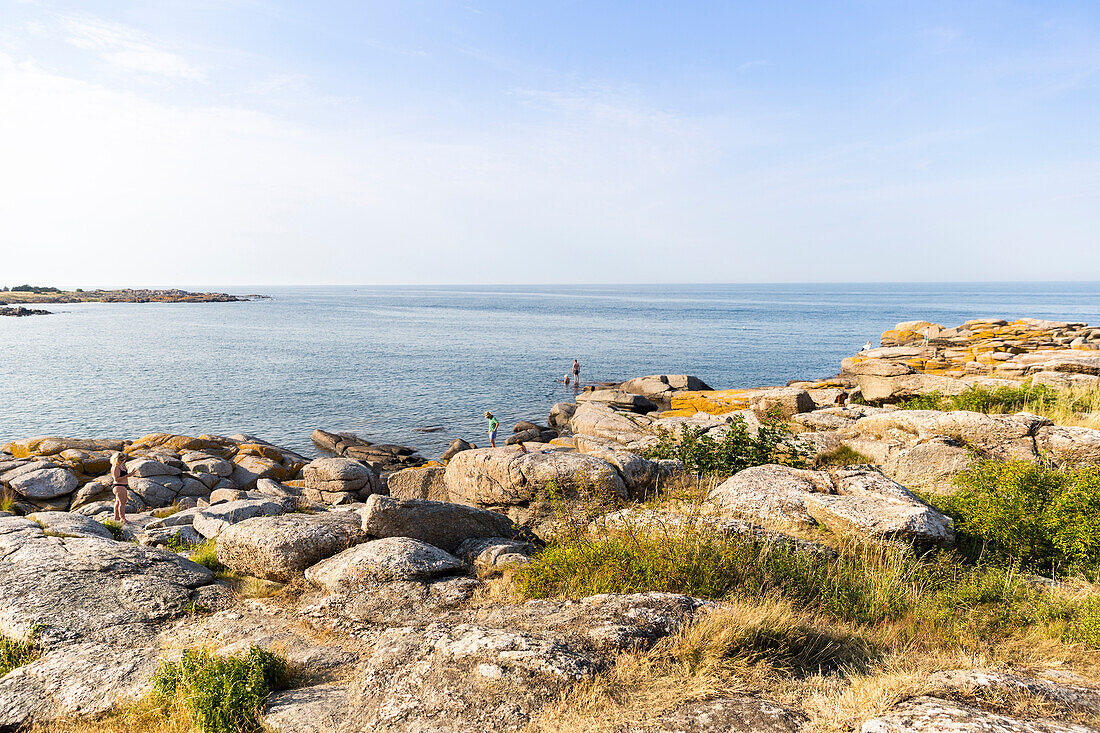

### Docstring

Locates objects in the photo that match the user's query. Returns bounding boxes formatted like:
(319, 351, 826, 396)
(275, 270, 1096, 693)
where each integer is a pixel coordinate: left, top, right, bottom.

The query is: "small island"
(0, 285, 259, 314)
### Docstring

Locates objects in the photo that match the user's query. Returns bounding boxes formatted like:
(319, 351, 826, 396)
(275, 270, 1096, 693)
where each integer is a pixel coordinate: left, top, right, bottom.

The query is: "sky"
(0, 1, 1098, 287)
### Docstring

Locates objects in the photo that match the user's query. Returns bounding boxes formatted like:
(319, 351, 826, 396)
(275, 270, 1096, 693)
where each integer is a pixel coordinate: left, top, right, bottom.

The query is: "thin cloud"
(51, 11, 203, 80)
(736, 59, 769, 72)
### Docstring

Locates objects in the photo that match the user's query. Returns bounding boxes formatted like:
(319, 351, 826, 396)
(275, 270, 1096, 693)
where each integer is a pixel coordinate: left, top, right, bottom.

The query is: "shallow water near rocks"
(2, 283, 1099, 457)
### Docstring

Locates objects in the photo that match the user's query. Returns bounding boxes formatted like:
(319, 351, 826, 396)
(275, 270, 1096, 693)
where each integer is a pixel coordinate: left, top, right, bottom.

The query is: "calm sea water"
(3, 283, 1100, 458)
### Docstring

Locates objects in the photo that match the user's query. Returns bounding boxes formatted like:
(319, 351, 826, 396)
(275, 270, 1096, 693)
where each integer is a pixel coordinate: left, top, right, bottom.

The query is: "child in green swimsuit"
(485, 411, 499, 447)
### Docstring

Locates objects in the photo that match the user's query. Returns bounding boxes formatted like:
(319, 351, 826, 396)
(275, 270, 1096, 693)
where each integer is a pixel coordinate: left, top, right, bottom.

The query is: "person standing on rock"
(109, 452, 130, 524)
(572, 359, 581, 385)
(485, 411, 499, 448)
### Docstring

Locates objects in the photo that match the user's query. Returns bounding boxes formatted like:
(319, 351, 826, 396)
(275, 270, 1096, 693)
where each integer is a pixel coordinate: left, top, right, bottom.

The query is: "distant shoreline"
(0, 288, 266, 310)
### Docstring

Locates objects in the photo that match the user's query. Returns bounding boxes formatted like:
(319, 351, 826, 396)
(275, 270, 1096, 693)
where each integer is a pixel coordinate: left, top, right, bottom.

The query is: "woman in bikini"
(110, 452, 130, 523)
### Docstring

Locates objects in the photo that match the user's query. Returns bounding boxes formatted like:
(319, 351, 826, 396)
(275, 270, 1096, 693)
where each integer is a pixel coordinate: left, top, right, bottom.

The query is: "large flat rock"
(357, 495, 524, 553)
(215, 511, 369, 581)
(443, 447, 626, 526)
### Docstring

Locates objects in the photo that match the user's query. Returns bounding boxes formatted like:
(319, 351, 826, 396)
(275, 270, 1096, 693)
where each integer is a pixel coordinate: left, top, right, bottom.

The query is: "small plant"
(645, 414, 812, 478)
(0, 489, 14, 513)
(814, 445, 871, 468)
(99, 519, 126, 541)
(189, 539, 229, 575)
(151, 645, 287, 733)
(0, 627, 40, 677)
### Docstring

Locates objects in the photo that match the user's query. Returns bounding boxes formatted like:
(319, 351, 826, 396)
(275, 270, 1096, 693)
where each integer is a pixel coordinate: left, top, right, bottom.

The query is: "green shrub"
(151, 645, 287, 733)
(645, 415, 811, 478)
(936, 460, 1100, 578)
(0, 628, 39, 677)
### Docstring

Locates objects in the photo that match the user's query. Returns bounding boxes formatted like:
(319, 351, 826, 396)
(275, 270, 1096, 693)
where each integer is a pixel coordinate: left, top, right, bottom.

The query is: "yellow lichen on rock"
(671, 389, 754, 415)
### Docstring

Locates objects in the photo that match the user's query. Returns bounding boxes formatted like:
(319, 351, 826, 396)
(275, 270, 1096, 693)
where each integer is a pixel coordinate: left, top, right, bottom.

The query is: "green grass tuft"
(99, 519, 126, 541)
(151, 645, 287, 733)
(814, 445, 872, 467)
(0, 627, 40, 677)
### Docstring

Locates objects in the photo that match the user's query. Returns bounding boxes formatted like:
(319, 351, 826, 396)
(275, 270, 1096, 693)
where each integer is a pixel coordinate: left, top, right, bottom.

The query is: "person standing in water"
(485, 411, 499, 448)
(109, 452, 129, 524)
(572, 359, 580, 385)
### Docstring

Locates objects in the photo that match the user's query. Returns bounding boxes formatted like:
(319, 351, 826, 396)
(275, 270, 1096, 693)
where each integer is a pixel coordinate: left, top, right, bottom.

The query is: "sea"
(3, 283, 1100, 459)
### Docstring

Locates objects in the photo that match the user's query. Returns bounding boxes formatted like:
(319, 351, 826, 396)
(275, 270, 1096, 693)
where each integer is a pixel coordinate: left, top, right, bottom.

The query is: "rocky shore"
(2, 316, 1100, 732)
(0, 288, 254, 304)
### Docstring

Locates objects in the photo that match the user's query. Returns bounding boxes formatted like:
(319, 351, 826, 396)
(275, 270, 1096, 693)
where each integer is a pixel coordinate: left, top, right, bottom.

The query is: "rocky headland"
(0, 288, 254, 305)
(2, 317, 1100, 732)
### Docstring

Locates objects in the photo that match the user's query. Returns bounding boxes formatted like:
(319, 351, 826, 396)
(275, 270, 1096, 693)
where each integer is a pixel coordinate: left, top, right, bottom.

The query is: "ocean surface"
(3, 283, 1100, 458)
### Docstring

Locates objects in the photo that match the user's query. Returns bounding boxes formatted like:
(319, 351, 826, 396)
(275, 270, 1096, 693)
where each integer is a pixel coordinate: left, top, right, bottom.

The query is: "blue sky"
(0, 1, 1097, 285)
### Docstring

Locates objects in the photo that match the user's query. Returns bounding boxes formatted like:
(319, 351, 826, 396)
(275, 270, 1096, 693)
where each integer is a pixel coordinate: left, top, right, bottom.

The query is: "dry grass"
(28, 698, 196, 733)
(525, 595, 1100, 733)
(518, 482, 1100, 732)
(1024, 384, 1100, 430)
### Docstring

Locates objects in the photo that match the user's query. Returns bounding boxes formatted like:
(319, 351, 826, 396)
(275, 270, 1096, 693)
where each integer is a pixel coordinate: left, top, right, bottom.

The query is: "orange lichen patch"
(549, 437, 576, 447)
(285, 479, 307, 489)
(671, 389, 754, 415)
(4, 437, 51, 458)
(128, 433, 230, 454)
(880, 329, 922, 346)
(658, 408, 697, 418)
(420, 460, 444, 468)
(235, 443, 289, 462)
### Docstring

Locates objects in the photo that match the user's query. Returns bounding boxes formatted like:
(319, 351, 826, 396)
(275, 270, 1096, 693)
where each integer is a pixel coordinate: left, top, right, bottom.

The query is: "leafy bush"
(0, 628, 39, 677)
(645, 415, 811, 478)
(936, 460, 1100, 577)
(151, 645, 287, 733)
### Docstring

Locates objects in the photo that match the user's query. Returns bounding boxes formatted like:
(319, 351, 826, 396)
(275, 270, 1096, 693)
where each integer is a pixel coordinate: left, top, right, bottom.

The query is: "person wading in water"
(109, 452, 130, 524)
(572, 359, 581, 386)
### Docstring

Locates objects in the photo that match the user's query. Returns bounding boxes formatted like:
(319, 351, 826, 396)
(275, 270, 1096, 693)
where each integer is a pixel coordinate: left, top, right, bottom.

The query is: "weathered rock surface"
(192, 498, 289, 538)
(327, 592, 707, 732)
(358, 494, 525, 553)
(6, 466, 78, 500)
(574, 436, 682, 497)
(26, 512, 115, 540)
(928, 668, 1100, 716)
(455, 536, 538, 569)
(385, 465, 448, 501)
(444, 447, 627, 526)
(0, 516, 214, 728)
(710, 465, 954, 546)
(619, 375, 712, 402)
(645, 696, 808, 733)
(569, 402, 657, 450)
(305, 537, 467, 592)
(576, 389, 659, 413)
(850, 410, 1049, 461)
(859, 695, 1094, 733)
(215, 511, 368, 581)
